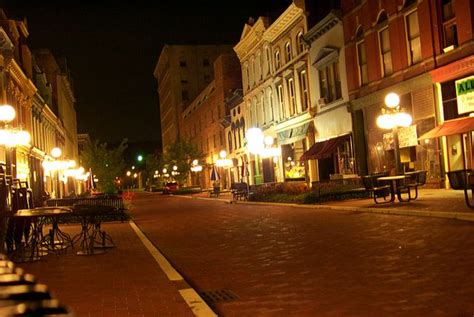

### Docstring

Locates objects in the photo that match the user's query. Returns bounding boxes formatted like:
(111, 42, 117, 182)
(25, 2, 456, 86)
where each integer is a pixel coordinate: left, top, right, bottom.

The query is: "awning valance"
(418, 116, 474, 140)
(277, 122, 310, 145)
(301, 134, 350, 160)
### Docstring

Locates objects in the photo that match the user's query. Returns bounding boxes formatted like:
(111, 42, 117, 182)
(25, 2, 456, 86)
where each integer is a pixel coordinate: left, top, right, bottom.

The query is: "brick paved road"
(132, 193, 474, 317)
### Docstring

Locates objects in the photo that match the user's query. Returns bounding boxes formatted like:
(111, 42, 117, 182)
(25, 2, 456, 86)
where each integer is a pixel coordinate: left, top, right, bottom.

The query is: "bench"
(209, 186, 220, 198)
(231, 182, 249, 200)
(362, 173, 392, 204)
(446, 169, 474, 209)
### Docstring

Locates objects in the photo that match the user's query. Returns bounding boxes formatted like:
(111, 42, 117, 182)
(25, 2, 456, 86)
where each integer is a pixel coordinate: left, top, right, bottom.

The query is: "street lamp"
(376, 92, 413, 175)
(0, 104, 31, 179)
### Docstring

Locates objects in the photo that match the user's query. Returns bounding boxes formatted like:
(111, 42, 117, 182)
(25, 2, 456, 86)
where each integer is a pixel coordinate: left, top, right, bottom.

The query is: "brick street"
(131, 193, 474, 316)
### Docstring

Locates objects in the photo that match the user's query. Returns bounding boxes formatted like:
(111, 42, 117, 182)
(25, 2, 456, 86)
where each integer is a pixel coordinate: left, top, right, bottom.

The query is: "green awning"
(277, 122, 310, 145)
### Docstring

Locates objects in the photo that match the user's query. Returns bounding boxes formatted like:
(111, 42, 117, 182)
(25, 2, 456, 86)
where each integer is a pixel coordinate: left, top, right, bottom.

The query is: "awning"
(418, 116, 474, 140)
(277, 122, 310, 145)
(301, 134, 349, 160)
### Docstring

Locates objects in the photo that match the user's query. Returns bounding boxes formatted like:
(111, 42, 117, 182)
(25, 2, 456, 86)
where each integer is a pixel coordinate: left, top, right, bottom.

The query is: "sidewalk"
(17, 221, 214, 317)
(188, 188, 474, 222)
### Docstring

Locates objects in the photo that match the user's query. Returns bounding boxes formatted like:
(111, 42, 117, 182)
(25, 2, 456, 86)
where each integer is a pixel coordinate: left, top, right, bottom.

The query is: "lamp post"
(376, 93, 413, 175)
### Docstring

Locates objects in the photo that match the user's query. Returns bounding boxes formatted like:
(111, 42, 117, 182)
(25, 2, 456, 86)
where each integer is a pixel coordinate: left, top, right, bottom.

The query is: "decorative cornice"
(303, 10, 342, 44)
(263, 3, 304, 42)
(234, 18, 269, 61)
(430, 55, 474, 83)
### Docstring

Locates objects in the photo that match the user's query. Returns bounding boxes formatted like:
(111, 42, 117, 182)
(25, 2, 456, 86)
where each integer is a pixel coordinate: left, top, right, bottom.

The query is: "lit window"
(268, 89, 274, 122)
(297, 32, 305, 54)
(299, 70, 309, 111)
(277, 84, 284, 120)
(406, 10, 422, 65)
(441, 0, 457, 50)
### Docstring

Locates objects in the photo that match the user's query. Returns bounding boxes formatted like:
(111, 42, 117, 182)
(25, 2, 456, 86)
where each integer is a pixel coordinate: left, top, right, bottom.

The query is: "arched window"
(268, 88, 274, 122)
(355, 26, 368, 85)
(285, 41, 292, 63)
(265, 46, 272, 75)
(297, 31, 305, 54)
(228, 131, 233, 153)
(377, 11, 392, 76)
(260, 92, 266, 124)
(274, 49, 281, 70)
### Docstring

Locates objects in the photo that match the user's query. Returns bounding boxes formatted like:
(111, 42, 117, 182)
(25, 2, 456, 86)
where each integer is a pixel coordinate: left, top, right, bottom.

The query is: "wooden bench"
(231, 182, 249, 200)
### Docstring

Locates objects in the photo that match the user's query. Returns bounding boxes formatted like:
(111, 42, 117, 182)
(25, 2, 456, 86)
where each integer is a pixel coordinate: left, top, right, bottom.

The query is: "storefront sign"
(383, 125, 418, 150)
(456, 75, 474, 115)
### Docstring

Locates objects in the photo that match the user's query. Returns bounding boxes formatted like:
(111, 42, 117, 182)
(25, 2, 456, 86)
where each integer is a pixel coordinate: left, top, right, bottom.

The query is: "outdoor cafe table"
(377, 175, 406, 202)
(7, 207, 73, 262)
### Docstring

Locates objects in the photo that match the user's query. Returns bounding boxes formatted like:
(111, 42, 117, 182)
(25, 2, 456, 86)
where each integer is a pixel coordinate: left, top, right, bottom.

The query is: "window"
(277, 84, 284, 120)
(356, 40, 368, 85)
(285, 41, 292, 63)
(297, 32, 305, 54)
(265, 46, 272, 75)
(379, 27, 392, 76)
(249, 56, 255, 87)
(204, 74, 211, 82)
(244, 64, 250, 89)
(441, 0, 457, 50)
(182, 90, 189, 101)
(203, 58, 210, 66)
(228, 132, 233, 153)
(406, 10, 422, 65)
(287, 78, 296, 116)
(180, 78, 188, 84)
(319, 62, 342, 104)
(253, 97, 259, 126)
(268, 89, 274, 122)
(259, 51, 264, 80)
(274, 49, 281, 70)
(299, 70, 309, 111)
(260, 92, 266, 124)
(179, 60, 187, 67)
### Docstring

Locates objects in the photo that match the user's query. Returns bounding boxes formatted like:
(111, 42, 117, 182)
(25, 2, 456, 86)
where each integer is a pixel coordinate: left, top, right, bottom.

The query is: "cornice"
(304, 10, 342, 44)
(234, 18, 268, 61)
(263, 3, 303, 42)
(59, 74, 76, 103)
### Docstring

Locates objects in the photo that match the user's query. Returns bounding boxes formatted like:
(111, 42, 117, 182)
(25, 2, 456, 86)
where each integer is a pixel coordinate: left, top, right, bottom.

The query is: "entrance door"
(318, 156, 334, 181)
(262, 158, 275, 183)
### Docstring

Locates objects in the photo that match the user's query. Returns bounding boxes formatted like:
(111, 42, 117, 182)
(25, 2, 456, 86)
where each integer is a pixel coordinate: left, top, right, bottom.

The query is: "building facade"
(302, 11, 356, 183)
(154, 45, 234, 153)
(181, 53, 242, 189)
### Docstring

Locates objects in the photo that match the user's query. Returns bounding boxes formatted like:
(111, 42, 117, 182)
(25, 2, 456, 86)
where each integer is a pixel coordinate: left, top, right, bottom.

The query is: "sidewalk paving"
(13, 188, 474, 317)
(187, 188, 474, 221)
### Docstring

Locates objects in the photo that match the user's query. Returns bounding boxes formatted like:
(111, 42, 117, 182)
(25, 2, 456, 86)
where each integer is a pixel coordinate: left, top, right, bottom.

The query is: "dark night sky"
(1, 0, 293, 150)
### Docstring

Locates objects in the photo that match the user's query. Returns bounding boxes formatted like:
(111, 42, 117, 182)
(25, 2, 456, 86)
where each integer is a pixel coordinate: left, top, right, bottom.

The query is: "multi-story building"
(341, 0, 473, 187)
(302, 10, 356, 182)
(234, 2, 312, 185)
(181, 53, 242, 189)
(34, 49, 79, 196)
(153, 45, 233, 153)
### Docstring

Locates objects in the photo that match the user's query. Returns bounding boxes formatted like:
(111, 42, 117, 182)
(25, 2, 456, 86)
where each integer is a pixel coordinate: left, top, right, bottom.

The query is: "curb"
(175, 195, 474, 222)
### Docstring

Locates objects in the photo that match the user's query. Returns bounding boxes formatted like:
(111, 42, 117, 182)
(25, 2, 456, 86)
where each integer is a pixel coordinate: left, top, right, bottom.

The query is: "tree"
(164, 137, 202, 185)
(82, 139, 128, 194)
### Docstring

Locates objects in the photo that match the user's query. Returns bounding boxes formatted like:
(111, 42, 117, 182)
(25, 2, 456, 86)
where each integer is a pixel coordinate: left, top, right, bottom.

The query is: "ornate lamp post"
(376, 93, 413, 175)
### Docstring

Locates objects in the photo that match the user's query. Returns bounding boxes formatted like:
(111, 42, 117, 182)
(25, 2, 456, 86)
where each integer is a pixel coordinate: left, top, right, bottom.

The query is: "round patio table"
(377, 175, 407, 202)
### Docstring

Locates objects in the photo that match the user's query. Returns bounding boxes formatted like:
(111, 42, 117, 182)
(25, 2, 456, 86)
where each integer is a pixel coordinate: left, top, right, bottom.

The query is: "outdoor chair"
(447, 169, 474, 209)
(362, 175, 391, 204)
(231, 182, 249, 200)
(404, 170, 427, 200)
(209, 185, 220, 198)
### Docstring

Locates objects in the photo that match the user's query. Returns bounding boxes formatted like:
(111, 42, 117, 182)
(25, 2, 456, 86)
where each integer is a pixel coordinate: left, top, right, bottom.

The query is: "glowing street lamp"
(376, 92, 413, 174)
(51, 147, 62, 158)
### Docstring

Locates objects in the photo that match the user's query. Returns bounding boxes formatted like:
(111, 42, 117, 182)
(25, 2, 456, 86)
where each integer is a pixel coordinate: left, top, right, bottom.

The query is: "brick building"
(181, 53, 242, 189)
(340, 0, 473, 186)
(154, 45, 234, 153)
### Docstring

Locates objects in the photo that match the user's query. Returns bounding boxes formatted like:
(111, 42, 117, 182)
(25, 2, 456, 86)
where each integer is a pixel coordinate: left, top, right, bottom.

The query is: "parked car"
(163, 181, 179, 194)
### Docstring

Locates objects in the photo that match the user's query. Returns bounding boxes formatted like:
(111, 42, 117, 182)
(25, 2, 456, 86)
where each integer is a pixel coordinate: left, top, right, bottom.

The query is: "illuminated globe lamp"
(245, 127, 264, 155)
(376, 92, 413, 175)
(51, 147, 62, 158)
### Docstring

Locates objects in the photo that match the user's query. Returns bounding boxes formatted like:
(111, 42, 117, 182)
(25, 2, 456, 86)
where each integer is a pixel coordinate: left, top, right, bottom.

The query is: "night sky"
(2, 0, 292, 150)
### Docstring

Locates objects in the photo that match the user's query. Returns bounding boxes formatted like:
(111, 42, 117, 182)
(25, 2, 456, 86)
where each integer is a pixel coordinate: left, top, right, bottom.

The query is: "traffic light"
(137, 155, 143, 162)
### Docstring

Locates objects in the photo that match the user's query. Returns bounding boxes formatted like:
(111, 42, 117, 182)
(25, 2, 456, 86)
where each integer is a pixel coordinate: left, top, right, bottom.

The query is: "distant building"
(181, 53, 242, 189)
(153, 44, 234, 152)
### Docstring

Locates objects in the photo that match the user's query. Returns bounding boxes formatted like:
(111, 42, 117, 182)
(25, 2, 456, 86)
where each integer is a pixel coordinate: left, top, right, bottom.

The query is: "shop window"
(406, 10, 422, 65)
